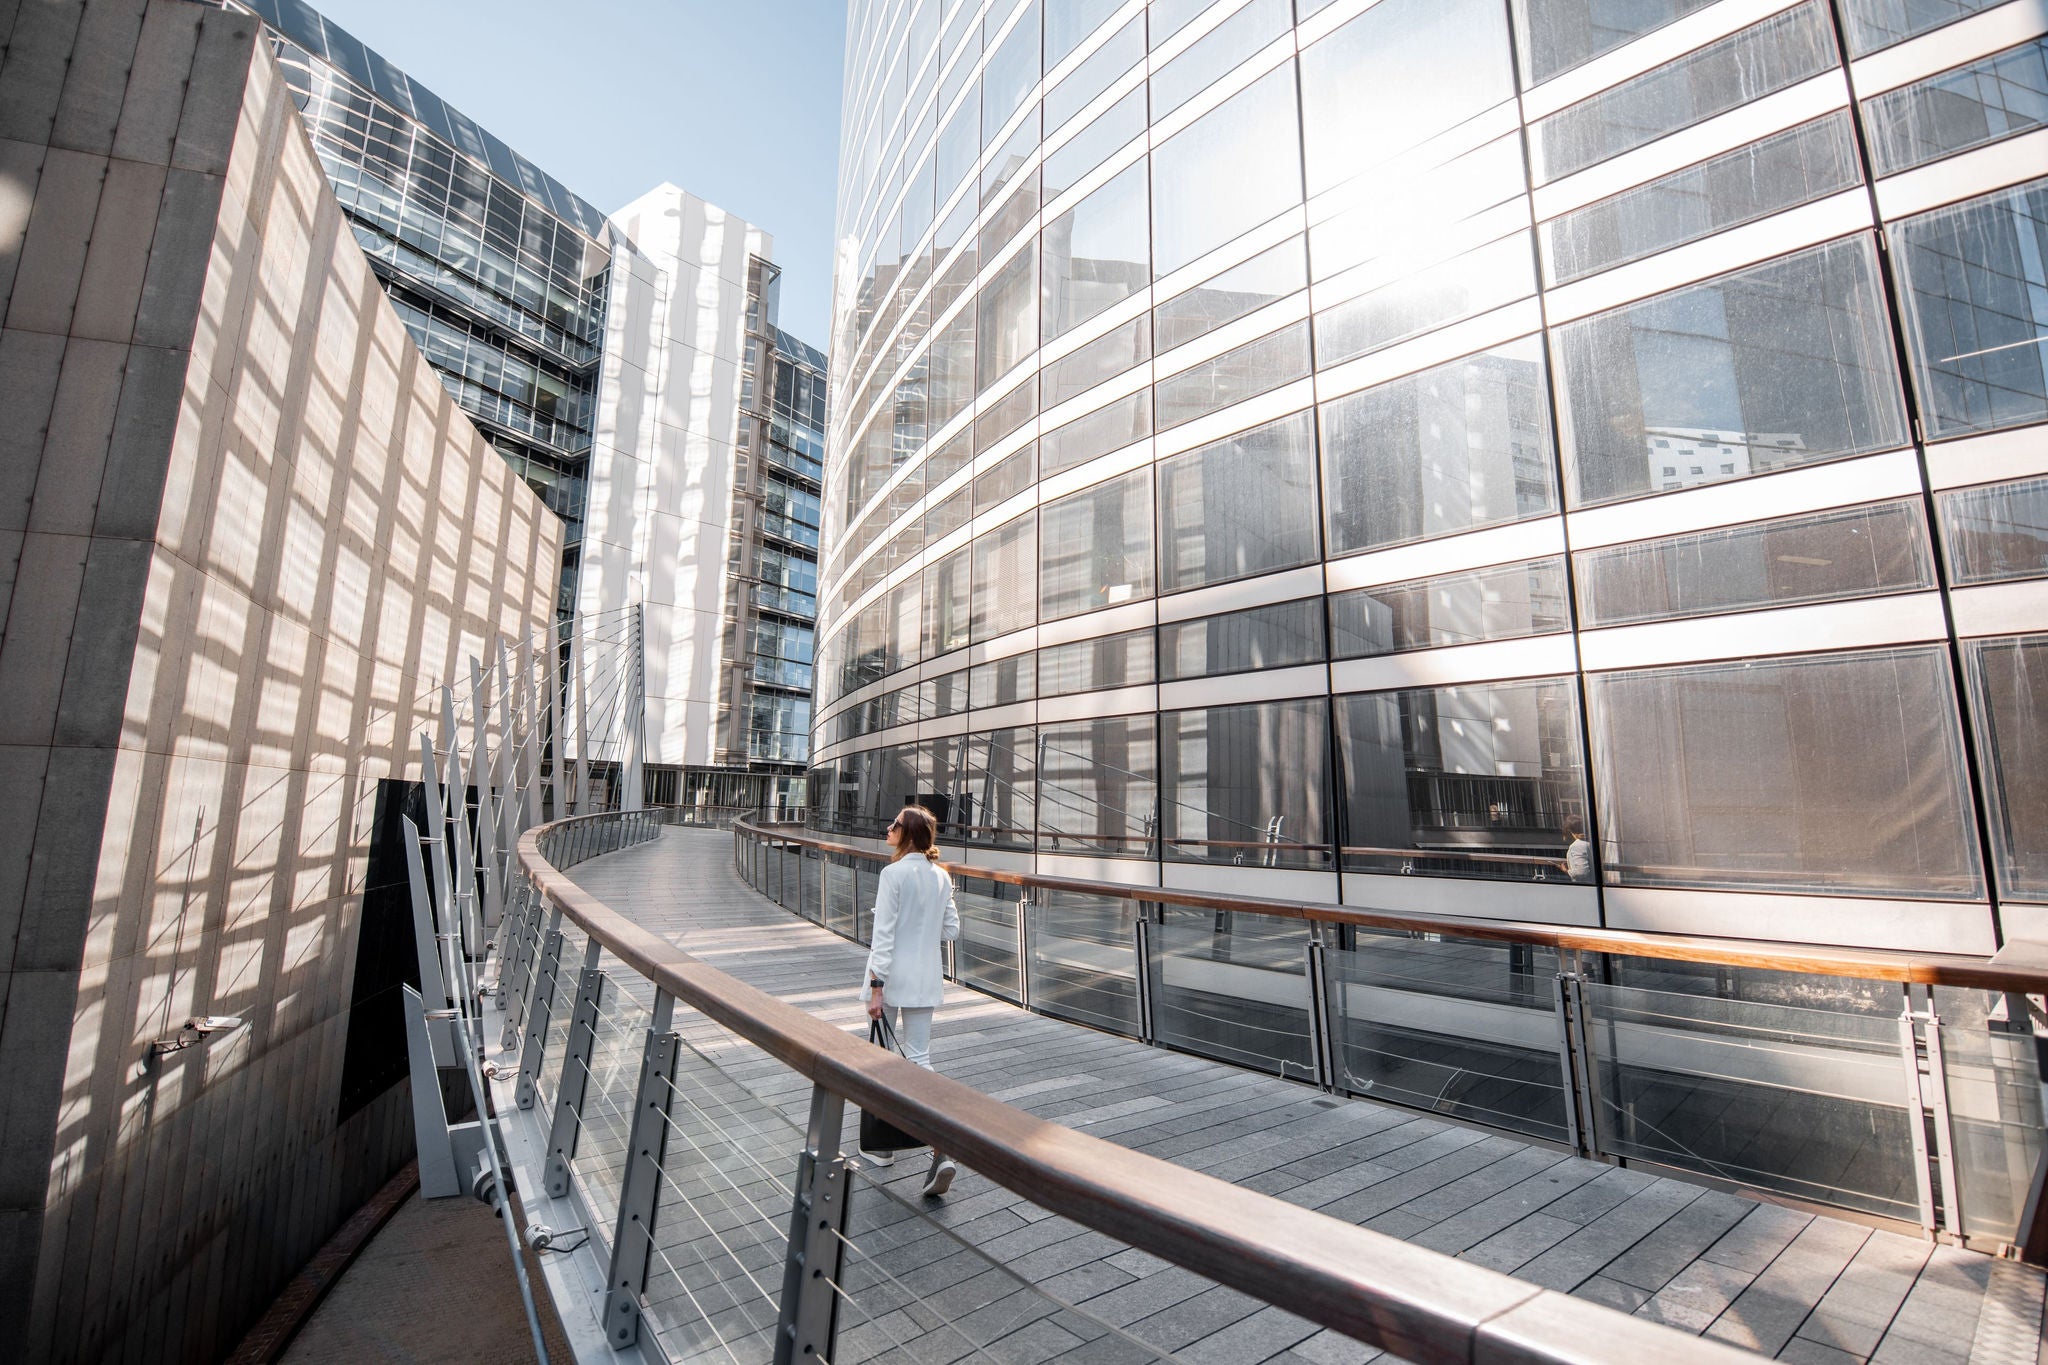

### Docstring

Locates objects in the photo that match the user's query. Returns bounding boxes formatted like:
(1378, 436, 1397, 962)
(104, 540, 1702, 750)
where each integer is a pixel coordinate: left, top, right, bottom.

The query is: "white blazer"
(863, 856, 959, 1009)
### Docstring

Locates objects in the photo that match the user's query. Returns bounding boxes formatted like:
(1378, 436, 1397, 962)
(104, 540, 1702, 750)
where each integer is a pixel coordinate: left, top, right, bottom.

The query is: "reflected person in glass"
(864, 805, 962, 1196)
(1557, 822, 1593, 883)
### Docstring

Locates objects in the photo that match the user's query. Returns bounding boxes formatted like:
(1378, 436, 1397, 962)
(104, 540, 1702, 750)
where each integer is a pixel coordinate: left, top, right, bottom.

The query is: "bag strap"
(870, 1012, 904, 1056)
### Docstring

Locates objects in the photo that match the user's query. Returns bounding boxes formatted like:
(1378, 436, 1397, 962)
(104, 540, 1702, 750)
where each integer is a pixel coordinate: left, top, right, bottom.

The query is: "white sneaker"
(858, 1149, 895, 1168)
(920, 1154, 957, 1198)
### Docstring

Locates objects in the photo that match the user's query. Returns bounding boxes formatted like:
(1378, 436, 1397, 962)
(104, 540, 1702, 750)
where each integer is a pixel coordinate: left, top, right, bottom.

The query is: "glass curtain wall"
(817, 0, 2048, 951)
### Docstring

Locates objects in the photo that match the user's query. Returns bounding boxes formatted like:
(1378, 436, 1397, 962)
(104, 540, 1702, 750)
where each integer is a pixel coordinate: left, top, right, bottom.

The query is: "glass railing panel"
(1326, 932, 1571, 1144)
(824, 855, 859, 937)
(639, 1011, 806, 1361)
(953, 875, 1022, 1002)
(1938, 1012, 2045, 1243)
(1149, 909, 1315, 1080)
(795, 844, 818, 923)
(1027, 889, 1141, 1034)
(575, 969, 655, 1237)
(776, 845, 802, 913)
(1578, 980, 1919, 1221)
(854, 864, 880, 943)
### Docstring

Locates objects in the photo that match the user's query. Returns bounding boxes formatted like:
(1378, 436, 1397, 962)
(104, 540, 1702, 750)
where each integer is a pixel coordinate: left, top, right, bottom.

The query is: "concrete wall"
(583, 184, 770, 768)
(0, 2, 562, 1359)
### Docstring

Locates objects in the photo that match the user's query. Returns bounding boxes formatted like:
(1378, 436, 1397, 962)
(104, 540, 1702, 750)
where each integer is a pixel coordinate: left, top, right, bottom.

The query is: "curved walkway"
(570, 828, 2045, 1365)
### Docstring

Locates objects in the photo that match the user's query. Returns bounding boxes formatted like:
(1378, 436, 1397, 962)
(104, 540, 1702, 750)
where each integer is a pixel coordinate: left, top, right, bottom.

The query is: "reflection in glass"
(1159, 598, 1325, 680)
(1042, 314, 1151, 405)
(1148, 909, 1314, 1079)
(1309, 135, 1526, 286)
(1041, 389, 1151, 475)
(1039, 629, 1154, 696)
(932, 724, 1035, 848)
(1155, 321, 1311, 429)
(1555, 237, 1908, 506)
(1531, 3, 1837, 184)
(1964, 636, 2048, 899)
(976, 246, 1038, 391)
(1298, 0, 1515, 197)
(971, 650, 1036, 708)
(1151, 0, 1290, 120)
(1027, 889, 1139, 1030)
(1040, 469, 1155, 619)
(1941, 477, 2048, 585)
(1162, 698, 1333, 868)
(1586, 648, 1983, 898)
(1576, 501, 1936, 626)
(1842, 0, 2006, 57)
(922, 545, 971, 657)
(1044, 86, 1147, 197)
(1337, 679, 1588, 883)
(1155, 237, 1308, 350)
(1893, 178, 2048, 438)
(1544, 115, 1862, 286)
(980, 0, 1041, 146)
(1514, 0, 1719, 86)
(1864, 38, 2048, 176)
(971, 513, 1037, 639)
(1314, 230, 1535, 368)
(1323, 338, 1556, 555)
(1046, 13, 1143, 132)
(1159, 410, 1321, 591)
(1330, 559, 1569, 658)
(1039, 715, 1158, 855)
(1042, 161, 1150, 341)
(1150, 65, 1304, 278)
(973, 442, 1037, 517)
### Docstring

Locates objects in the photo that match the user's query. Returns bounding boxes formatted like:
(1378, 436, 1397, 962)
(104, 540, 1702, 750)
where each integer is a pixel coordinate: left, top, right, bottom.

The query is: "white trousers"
(884, 1005, 935, 1070)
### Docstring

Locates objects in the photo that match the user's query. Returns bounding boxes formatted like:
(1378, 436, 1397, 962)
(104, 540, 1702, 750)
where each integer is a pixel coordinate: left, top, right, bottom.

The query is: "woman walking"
(864, 805, 960, 1196)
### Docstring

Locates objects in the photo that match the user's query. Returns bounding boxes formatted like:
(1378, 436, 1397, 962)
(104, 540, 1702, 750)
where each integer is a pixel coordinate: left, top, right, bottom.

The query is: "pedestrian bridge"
(426, 817, 2046, 1365)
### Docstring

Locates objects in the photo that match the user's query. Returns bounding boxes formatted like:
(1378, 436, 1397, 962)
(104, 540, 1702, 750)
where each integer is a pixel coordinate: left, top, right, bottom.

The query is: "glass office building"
(239, 0, 614, 613)
(813, 0, 2048, 956)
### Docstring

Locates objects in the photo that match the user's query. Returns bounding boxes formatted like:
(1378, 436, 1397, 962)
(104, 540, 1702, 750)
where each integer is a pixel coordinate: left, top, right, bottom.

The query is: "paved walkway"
(556, 829, 2047, 1365)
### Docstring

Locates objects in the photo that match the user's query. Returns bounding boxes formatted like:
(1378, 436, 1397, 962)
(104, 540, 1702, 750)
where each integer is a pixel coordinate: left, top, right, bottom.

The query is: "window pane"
(1150, 64, 1304, 277)
(1310, 135, 1525, 286)
(974, 378, 1036, 450)
(973, 442, 1037, 516)
(1044, 85, 1146, 197)
(1864, 38, 2048, 176)
(1322, 338, 1557, 555)
(1039, 715, 1158, 855)
(1314, 230, 1534, 368)
(922, 544, 972, 655)
(981, 0, 1041, 145)
(923, 668, 969, 718)
(1514, 0, 1719, 86)
(1586, 648, 1983, 898)
(1531, 3, 1838, 184)
(1046, 12, 1142, 131)
(1041, 388, 1151, 475)
(955, 725, 1036, 848)
(1155, 321, 1311, 429)
(1964, 635, 2048, 899)
(1042, 161, 1150, 341)
(1555, 236, 1908, 507)
(928, 304, 976, 429)
(1576, 501, 1936, 627)
(971, 650, 1037, 707)
(1040, 467, 1155, 617)
(1155, 236, 1307, 350)
(1336, 679, 1590, 882)
(1151, 0, 1290, 120)
(1159, 597, 1325, 680)
(971, 513, 1038, 638)
(1330, 558, 1569, 658)
(1039, 628, 1154, 695)
(1893, 177, 2048, 439)
(1299, 0, 1515, 197)
(1543, 114, 1862, 286)
(1162, 698, 1334, 868)
(976, 246, 1039, 390)
(1939, 476, 2048, 585)
(1158, 409, 1321, 590)
(1842, 0, 2005, 57)
(1042, 313, 1151, 405)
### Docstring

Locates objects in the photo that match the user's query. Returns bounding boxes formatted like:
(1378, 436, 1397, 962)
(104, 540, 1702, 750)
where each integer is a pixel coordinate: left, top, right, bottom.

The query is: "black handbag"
(858, 1015, 924, 1153)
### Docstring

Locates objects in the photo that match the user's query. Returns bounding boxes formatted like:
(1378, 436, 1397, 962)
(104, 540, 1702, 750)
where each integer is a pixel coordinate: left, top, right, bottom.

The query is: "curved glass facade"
(816, 0, 2048, 954)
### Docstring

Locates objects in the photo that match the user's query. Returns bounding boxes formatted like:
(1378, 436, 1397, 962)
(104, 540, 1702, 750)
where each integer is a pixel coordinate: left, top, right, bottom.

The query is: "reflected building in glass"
(233, 0, 826, 807)
(813, 0, 2048, 956)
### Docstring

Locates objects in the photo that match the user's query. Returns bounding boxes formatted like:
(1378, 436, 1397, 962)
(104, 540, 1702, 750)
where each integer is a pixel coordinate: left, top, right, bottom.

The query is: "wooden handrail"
(741, 819, 2048, 994)
(521, 812, 1757, 1365)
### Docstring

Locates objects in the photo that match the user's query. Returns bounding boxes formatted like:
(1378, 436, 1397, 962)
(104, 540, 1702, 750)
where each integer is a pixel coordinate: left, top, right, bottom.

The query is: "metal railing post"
(1551, 956, 1600, 1159)
(544, 958, 604, 1198)
(1307, 936, 1339, 1093)
(516, 926, 565, 1110)
(605, 991, 680, 1348)
(1016, 892, 1033, 1009)
(1133, 916, 1155, 1045)
(506, 898, 560, 1051)
(775, 1083, 852, 1365)
(1898, 986, 1947, 1239)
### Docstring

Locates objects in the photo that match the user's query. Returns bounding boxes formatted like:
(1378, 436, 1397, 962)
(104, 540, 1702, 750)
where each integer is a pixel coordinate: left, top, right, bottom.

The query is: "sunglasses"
(888, 820, 903, 832)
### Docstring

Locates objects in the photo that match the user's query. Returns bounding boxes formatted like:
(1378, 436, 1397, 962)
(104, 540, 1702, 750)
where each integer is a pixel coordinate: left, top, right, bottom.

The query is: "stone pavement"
(551, 828, 2047, 1365)
(280, 1189, 572, 1364)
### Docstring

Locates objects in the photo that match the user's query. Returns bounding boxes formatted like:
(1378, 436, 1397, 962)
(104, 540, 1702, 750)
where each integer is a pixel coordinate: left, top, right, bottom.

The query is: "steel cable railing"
(491, 809, 1773, 1365)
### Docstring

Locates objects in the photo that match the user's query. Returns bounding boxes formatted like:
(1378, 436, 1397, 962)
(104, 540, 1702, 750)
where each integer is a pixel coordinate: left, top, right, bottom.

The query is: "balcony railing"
(730, 819, 2048, 1260)
(487, 809, 1770, 1364)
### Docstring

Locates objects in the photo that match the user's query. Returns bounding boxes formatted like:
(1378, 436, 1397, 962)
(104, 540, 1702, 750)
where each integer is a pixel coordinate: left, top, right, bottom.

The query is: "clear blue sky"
(309, 0, 848, 346)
